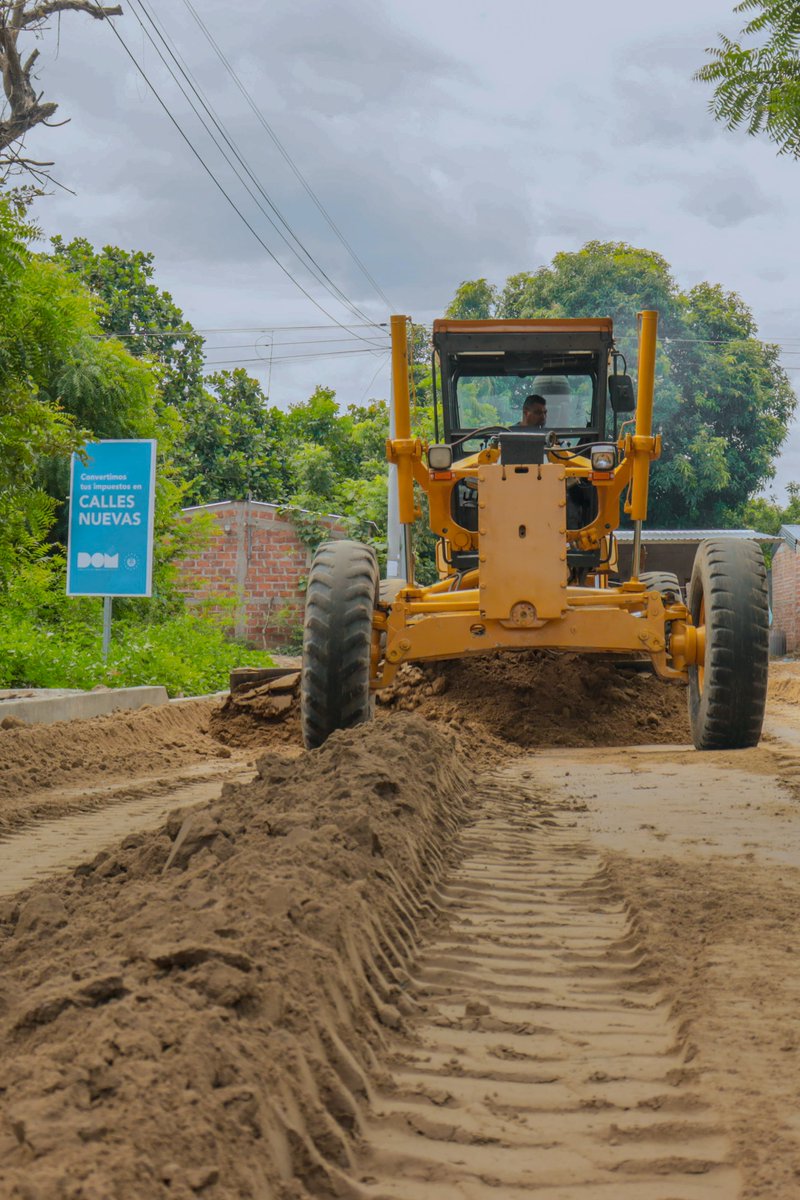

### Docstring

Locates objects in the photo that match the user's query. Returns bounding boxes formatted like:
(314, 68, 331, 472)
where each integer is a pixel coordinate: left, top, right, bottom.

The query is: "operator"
(517, 394, 547, 428)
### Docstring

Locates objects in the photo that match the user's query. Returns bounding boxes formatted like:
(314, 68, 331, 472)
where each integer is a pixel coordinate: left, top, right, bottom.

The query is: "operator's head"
(521, 394, 547, 428)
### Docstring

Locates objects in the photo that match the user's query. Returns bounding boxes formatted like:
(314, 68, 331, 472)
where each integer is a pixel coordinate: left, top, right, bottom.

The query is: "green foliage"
(742, 481, 800, 533)
(446, 278, 498, 319)
(696, 1, 800, 157)
(176, 368, 291, 506)
(49, 236, 206, 410)
(454, 241, 796, 526)
(0, 606, 270, 696)
(0, 556, 270, 695)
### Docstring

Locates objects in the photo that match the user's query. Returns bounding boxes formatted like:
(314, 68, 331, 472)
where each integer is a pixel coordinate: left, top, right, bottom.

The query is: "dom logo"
(77, 552, 119, 569)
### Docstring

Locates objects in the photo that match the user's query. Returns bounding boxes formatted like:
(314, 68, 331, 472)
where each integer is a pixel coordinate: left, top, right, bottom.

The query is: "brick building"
(772, 525, 800, 653)
(178, 500, 343, 649)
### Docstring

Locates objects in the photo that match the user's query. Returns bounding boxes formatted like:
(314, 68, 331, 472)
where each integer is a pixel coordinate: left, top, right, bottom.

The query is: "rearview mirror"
(609, 374, 635, 413)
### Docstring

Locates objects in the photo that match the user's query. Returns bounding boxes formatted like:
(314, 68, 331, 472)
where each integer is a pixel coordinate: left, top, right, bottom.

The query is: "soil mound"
(769, 661, 800, 705)
(378, 650, 691, 747)
(0, 700, 229, 808)
(210, 672, 301, 750)
(0, 715, 472, 1200)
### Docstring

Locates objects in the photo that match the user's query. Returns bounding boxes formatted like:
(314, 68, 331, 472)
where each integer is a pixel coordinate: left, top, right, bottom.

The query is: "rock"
(430, 675, 448, 696)
(187, 962, 255, 1007)
(164, 811, 220, 871)
(262, 883, 292, 918)
(283, 826, 313, 849)
(15, 893, 68, 936)
(377, 1002, 402, 1029)
(465, 999, 491, 1017)
(148, 942, 253, 973)
(0, 715, 25, 730)
(187, 1165, 220, 1192)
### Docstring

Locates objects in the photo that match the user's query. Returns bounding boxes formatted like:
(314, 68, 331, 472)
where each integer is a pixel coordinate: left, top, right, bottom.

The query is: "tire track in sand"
(357, 773, 739, 1199)
(0, 764, 252, 897)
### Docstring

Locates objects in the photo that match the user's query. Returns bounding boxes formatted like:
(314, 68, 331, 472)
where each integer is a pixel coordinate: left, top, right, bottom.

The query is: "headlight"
(428, 444, 453, 470)
(590, 444, 616, 472)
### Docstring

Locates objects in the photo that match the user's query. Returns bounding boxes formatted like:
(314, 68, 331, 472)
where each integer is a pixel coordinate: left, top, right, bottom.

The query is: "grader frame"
(376, 311, 702, 689)
(300, 310, 768, 752)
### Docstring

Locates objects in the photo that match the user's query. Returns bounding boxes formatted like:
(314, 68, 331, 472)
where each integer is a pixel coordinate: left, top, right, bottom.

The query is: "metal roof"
(615, 528, 781, 544)
(779, 524, 800, 550)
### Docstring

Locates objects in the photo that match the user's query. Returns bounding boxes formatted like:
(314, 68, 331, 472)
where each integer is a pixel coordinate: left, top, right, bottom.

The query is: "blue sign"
(67, 440, 156, 597)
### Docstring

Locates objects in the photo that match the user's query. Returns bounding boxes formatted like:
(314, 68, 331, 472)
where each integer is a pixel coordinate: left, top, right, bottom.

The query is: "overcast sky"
(19, 0, 800, 499)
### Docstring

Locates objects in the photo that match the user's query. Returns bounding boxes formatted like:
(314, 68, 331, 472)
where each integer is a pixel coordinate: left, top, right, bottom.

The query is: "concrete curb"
(0, 686, 169, 727)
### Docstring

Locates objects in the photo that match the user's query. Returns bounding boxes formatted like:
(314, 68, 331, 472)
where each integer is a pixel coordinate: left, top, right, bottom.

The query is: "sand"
(1, 656, 799, 1196)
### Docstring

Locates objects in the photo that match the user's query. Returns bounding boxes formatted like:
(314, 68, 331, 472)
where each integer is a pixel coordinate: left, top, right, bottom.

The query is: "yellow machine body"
(374, 311, 704, 689)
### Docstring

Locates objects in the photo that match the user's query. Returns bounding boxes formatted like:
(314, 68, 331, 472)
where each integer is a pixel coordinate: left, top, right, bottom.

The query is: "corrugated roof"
(780, 524, 800, 550)
(615, 528, 781, 544)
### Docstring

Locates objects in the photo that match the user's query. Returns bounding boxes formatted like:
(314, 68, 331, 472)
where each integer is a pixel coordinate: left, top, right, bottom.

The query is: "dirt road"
(1, 659, 800, 1198)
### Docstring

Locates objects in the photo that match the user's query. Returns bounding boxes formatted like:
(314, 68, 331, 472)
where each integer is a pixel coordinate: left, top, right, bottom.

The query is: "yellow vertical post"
(630, 309, 658, 523)
(391, 315, 414, 525)
(390, 315, 415, 582)
(630, 309, 658, 580)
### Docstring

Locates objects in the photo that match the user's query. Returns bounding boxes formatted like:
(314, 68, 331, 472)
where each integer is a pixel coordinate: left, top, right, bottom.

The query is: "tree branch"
(20, 3, 121, 29)
(0, 1, 123, 171)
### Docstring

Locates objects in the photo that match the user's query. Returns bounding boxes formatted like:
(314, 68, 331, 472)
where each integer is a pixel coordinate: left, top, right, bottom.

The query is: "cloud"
(8, 0, 799, 453)
(681, 168, 780, 228)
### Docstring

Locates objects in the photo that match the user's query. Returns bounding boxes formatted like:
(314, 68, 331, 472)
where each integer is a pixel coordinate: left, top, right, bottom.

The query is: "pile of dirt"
(0, 700, 232, 807)
(378, 650, 691, 747)
(0, 715, 472, 1200)
(209, 673, 301, 750)
(769, 660, 800, 705)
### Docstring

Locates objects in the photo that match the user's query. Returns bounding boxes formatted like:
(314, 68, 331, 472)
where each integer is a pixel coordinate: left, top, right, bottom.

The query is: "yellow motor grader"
(301, 312, 768, 751)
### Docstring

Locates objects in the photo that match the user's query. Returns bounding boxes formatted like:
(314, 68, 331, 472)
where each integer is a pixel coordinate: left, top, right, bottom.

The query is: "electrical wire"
(181, 0, 393, 314)
(204, 347, 387, 366)
(91, 322, 389, 339)
(124, 0, 383, 343)
(129, 0, 385, 340)
(356, 352, 391, 404)
(97, 7, 385, 344)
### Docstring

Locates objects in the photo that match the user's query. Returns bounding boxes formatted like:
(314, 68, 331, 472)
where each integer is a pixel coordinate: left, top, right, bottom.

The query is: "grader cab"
(301, 312, 768, 752)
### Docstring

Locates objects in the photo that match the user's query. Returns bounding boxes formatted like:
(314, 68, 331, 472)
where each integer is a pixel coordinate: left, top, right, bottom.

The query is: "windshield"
(455, 371, 596, 431)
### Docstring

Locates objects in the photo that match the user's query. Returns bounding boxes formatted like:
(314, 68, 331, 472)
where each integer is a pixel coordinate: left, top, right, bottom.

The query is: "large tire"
(639, 570, 683, 603)
(301, 539, 379, 749)
(688, 539, 768, 750)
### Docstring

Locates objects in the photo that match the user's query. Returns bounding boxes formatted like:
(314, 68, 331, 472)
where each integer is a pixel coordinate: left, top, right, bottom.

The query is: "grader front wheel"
(688, 539, 769, 750)
(301, 539, 379, 749)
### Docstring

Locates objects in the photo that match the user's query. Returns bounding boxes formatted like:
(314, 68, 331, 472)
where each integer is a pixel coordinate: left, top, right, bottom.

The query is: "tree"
(0, 1, 122, 183)
(450, 242, 796, 526)
(445, 278, 498, 320)
(696, 1, 800, 157)
(0, 194, 175, 589)
(50, 237, 205, 412)
(176, 368, 291, 506)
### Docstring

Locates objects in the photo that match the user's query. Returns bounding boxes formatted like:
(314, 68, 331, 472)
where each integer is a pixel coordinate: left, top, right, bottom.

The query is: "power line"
(181, 0, 393, 314)
(130, 0, 383, 340)
(129, 0, 385, 339)
(91, 322, 389, 339)
(98, 8, 385, 345)
(198, 335, 391, 352)
(204, 347, 387, 366)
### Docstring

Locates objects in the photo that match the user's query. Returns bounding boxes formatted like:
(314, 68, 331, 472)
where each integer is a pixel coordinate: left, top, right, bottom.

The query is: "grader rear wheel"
(688, 539, 769, 750)
(301, 539, 379, 750)
(639, 570, 683, 603)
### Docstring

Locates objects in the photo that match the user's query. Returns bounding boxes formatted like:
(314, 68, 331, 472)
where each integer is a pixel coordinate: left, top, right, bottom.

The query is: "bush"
(0, 607, 272, 697)
(0, 560, 272, 696)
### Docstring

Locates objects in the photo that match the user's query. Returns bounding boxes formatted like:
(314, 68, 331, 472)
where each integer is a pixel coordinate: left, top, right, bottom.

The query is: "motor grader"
(300, 311, 768, 751)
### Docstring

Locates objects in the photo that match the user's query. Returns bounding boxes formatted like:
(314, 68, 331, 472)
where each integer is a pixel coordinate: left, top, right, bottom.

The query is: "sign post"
(67, 440, 157, 657)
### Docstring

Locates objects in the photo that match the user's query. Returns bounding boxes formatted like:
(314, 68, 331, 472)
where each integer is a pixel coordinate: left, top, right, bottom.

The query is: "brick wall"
(178, 501, 343, 649)
(772, 541, 800, 653)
